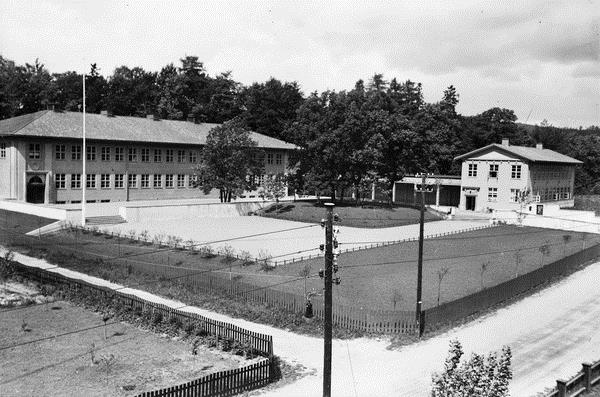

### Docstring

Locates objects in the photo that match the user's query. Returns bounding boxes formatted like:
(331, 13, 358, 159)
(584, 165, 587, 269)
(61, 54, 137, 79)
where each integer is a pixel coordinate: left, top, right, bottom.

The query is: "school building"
(0, 110, 295, 204)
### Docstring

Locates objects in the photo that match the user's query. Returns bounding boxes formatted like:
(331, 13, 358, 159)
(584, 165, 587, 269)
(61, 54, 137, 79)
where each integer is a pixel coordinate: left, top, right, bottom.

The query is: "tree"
(514, 248, 523, 277)
(436, 267, 449, 306)
(480, 262, 489, 290)
(258, 173, 287, 206)
(193, 120, 263, 202)
(431, 340, 512, 397)
(538, 242, 551, 266)
(106, 66, 157, 116)
(562, 234, 572, 256)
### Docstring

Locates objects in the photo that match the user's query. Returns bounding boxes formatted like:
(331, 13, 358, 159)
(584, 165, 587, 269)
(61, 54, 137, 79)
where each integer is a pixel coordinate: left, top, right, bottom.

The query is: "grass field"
(255, 200, 443, 228)
(0, 287, 250, 397)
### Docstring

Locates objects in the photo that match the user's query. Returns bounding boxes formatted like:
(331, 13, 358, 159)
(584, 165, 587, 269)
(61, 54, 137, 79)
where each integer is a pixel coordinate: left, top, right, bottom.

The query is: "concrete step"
(85, 215, 126, 225)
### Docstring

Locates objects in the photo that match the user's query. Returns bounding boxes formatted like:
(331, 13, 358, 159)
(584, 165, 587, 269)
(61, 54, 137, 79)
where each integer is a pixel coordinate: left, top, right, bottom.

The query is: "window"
(141, 174, 150, 188)
(101, 147, 111, 161)
(177, 150, 185, 163)
(71, 145, 81, 160)
(510, 189, 520, 203)
(511, 164, 521, 179)
(563, 187, 571, 199)
(153, 174, 162, 188)
(275, 153, 282, 165)
(188, 174, 197, 187)
(128, 174, 137, 188)
(29, 143, 41, 159)
(189, 151, 197, 163)
(266, 153, 274, 165)
(114, 174, 124, 189)
(468, 163, 477, 177)
(86, 146, 96, 161)
(100, 174, 110, 189)
(128, 148, 137, 162)
(71, 174, 81, 189)
(115, 147, 124, 162)
(154, 149, 162, 162)
(165, 149, 173, 163)
(86, 174, 96, 189)
(0, 142, 6, 158)
(177, 174, 185, 188)
(165, 174, 174, 188)
(55, 144, 66, 160)
(489, 164, 498, 178)
(141, 148, 150, 162)
(487, 187, 498, 202)
(55, 174, 66, 189)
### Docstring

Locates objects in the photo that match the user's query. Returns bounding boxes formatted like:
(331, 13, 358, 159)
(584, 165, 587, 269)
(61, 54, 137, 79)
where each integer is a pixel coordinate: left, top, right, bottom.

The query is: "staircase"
(85, 215, 126, 225)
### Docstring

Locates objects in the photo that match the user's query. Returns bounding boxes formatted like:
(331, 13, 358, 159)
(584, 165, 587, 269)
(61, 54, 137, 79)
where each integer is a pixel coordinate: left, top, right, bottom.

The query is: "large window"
(86, 146, 96, 161)
(86, 174, 96, 189)
(153, 174, 162, 188)
(487, 187, 498, 202)
(166, 149, 173, 163)
(489, 164, 498, 178)
(509, 189, 520, 203)
(141, 148, 150, 162)
(128, 148, 137, 162)
(154, 149, 162, 162)
(177, 174, 185, 188)
(101, 147, 111, 161)
(0, 142, 6, 158)
(511, 164, 521, 179)
(28, 143, 41, 159)
(128, 174, 137, 188)
(275, 153, 282, 165)
(100, 174, 110, 189)
(468, 163, 477, 177)
(266, 153, 274, 165)
(177, 150, 185, 163)
(141, 174, 150, 188)
(189, 151, 197, 163)
(115, 147, 124, 162)
(55, 144, 66, 160)
(165, 174, 174, 188)
(188, 174, 197, 187)
(71, 174, 81, 189)
(71, 145, 81, 160)
(55, 174, 66, 189)
(115, 174, 124, 189)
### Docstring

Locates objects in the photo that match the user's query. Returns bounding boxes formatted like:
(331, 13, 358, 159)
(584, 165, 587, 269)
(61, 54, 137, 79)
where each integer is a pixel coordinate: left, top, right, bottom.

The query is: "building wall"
(0, 139, 13, 199)
(529, 163, 575, 203)
(9, 137, 289, 204)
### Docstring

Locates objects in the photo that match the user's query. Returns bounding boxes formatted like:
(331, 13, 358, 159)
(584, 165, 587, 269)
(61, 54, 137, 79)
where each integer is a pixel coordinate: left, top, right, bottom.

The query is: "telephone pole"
(323, 202, 334, 397)
(415, 173, 431, 337)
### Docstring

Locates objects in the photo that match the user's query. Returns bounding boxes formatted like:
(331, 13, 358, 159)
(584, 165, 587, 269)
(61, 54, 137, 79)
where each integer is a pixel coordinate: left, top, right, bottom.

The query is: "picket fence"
(545, 359, 600, 397)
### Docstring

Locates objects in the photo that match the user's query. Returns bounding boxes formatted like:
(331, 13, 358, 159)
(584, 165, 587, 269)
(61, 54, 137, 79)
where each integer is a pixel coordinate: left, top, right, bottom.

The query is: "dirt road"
(4, 248, 599, 396)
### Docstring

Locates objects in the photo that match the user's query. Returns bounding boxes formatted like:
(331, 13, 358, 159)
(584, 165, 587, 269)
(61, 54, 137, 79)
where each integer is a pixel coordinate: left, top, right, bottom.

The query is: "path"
(3, 247, 599, 397)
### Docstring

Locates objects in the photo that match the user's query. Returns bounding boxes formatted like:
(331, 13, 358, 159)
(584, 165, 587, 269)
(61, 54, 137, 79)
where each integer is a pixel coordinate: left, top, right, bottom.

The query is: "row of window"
(0, 142, 5, 158)
(55, 173, 196, 190)
(486, 187, 571, 202)
(468, 163, 522, 179)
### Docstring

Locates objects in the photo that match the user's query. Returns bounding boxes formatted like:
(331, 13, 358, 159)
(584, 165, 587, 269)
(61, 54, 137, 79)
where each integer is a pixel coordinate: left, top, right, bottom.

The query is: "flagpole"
(81, 73, 86, 227)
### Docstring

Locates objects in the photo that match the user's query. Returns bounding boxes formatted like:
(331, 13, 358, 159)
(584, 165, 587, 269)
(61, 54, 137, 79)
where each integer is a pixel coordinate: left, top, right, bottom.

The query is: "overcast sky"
(1, 0, 598, 127)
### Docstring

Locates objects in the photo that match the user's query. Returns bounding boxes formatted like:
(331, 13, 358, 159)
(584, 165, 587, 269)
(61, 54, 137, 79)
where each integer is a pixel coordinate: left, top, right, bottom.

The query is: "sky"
(1, 0, 598, 128)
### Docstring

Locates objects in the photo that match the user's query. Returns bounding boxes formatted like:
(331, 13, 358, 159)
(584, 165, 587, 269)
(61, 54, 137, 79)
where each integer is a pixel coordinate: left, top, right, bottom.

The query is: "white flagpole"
(81, 73, 86, 227)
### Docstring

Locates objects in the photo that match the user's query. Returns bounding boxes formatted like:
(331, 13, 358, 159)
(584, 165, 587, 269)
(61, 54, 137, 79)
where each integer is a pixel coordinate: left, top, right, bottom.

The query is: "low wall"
(120, 201, 270, 222)
(423, 243, 600, 330)
(0, 200, 69, 220)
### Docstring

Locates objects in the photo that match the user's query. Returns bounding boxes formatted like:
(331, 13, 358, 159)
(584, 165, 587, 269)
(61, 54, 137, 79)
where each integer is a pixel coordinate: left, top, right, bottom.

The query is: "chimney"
(536, 143, 543, 150)
(186, 115, 195, 123)
(501, 138, 509, 147)
(101, 110, 107, 116)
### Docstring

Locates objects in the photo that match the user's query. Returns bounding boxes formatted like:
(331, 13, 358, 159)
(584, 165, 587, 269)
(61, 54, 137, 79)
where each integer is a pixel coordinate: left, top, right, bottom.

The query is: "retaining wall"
(120, 201, 270, 222)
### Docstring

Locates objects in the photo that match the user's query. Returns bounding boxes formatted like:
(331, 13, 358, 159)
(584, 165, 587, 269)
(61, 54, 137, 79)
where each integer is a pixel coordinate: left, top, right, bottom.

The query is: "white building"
(454, 139, 582, 213)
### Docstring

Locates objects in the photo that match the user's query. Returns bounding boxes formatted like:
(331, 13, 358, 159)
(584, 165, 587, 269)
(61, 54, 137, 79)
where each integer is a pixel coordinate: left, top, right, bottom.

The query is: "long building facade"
(0, 110, 295, 204)
(454, 139, 581, 213)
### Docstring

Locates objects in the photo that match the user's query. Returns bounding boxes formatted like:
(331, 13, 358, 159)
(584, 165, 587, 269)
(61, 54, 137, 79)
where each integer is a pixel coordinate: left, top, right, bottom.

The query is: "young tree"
(539, 242, 551, 266)
(436, 267, 450, 306)
(562, 234, 572, 256)
(514, 248, 524, 277)
(480, 262, 489, 290)
(258, 174, 287, 206)
(193, 120, 263, 202)
(431, 340, 512, 397)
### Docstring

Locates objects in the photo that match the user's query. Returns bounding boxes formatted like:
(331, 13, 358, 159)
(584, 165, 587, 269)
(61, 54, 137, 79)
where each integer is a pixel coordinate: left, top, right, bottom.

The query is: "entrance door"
(26, 176, 45, 203)
(465, 195, 476, 211)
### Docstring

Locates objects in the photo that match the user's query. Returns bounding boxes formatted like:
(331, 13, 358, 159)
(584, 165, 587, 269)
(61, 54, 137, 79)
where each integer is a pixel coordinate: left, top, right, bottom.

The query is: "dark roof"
(0, 111, 297, 150)
(454, 143, 582, 164)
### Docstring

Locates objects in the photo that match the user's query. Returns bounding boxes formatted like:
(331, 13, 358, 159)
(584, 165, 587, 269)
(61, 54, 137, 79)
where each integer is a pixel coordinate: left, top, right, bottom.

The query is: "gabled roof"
(0, 110, 297, 150)
(454, 143, 582, 164)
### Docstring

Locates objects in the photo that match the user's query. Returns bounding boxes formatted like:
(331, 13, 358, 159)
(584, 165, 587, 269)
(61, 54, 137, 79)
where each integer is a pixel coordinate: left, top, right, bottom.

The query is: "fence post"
(556, 380, 567, 397)
(582, 362, 592, 391)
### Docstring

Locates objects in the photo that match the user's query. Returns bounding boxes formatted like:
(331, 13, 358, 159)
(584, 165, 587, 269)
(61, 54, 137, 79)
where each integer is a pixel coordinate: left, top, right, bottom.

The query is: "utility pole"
(415, 173, 431, 337)
(322, 202, 334, 397)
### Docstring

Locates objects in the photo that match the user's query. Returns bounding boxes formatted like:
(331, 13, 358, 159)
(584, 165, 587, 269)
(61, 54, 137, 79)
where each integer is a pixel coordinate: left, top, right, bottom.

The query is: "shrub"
(239, 250, 254, 266)
(258, 249, 274, 272)
(200, 245, 216, 258)
(139, 230, 149, 243)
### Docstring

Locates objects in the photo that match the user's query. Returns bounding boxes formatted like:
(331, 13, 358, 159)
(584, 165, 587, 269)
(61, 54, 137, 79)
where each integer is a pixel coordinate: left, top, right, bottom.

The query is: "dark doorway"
(465, 195, 476, 211)
(26, 176, 45, 203)
(536, 205, 544, 215)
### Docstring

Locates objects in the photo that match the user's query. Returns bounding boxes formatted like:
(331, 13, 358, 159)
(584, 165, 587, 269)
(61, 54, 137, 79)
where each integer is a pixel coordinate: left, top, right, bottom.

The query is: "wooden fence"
(545, 359, 600, 397)
(136, 359, 272, 397)
(423, 243, 600, 331)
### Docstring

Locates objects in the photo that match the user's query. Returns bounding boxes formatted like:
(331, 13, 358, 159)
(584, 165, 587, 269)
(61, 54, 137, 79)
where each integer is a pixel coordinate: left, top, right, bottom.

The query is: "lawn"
(0, 282, 252, 397)
(255, 200, 443, 228)
(0, 209, 56, 235)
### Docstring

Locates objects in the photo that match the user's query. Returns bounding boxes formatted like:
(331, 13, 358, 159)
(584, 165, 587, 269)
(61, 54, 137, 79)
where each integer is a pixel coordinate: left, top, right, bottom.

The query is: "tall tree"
(106, 66, 157, 116)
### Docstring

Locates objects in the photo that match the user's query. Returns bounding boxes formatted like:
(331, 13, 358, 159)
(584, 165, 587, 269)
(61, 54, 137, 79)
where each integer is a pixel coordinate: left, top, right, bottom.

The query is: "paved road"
(5, 247, 600, 396)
